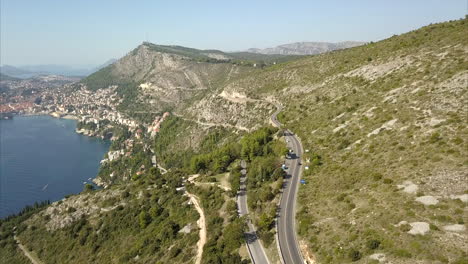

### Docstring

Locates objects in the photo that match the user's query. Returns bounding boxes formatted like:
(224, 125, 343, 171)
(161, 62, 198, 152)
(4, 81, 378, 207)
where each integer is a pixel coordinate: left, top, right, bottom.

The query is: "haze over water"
(0, 115, 109, 218)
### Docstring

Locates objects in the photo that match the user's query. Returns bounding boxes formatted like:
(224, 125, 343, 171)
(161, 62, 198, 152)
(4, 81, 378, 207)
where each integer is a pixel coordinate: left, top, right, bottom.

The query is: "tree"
(83, 184, 95, 192)
(223, 218, 247, 252)
(149, 205, 163, 219)
(139, 211, 150, 229)
(257, 212, 274, 232)
(229, 170, 241, 197)
(259, 186, 274, 202)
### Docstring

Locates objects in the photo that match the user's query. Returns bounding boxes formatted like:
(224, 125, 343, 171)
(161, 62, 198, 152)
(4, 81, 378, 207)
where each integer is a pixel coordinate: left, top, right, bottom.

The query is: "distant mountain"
(0, 65, 34, 78)
(18, 65, 93, 77)
(247, 41, 365, 55)
(0, 72, 21, 81)
(1, 60, 118, 79)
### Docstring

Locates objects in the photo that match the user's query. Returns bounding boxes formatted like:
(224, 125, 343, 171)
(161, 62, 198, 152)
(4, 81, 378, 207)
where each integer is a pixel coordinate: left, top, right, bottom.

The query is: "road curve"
(271, 104, 305, 264)
(237, 160, 271, 264)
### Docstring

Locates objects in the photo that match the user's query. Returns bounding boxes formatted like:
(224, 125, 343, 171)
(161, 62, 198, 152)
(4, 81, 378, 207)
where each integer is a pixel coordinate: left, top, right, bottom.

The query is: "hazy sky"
(1, 0, 466, 66)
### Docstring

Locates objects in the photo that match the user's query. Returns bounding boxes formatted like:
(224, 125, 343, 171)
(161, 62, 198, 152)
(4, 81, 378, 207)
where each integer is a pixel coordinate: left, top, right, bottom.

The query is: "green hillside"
(226, 18, 467, 263)
(1, 18, 466, 264)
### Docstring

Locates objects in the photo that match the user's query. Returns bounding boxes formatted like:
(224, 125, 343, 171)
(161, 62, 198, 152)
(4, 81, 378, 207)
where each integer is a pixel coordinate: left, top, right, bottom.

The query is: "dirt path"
(186, 192, 206, 264)
(188, 174, 230, 191)
(14, 235, 44, 264)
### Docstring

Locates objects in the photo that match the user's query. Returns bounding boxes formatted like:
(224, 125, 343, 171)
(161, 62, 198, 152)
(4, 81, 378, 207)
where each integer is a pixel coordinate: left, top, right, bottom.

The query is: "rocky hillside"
(247, 41, 365, 55)
(81, 42, 289, 129)
(226, 18, 468, 263)
(83, 18, 467, 263)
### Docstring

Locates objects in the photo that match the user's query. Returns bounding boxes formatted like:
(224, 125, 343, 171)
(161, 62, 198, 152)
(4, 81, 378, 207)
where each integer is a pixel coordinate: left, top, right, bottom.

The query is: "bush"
(139, 211, 151, 229)
(258, 230, 275, 247)
(383, 178, 393, 184)
(429, 132, 442, 143)
(372, 173, 383, 181)
(367, 239, 381, 250)
(349, 249, 362, 261)
(83, 184, 95, 192)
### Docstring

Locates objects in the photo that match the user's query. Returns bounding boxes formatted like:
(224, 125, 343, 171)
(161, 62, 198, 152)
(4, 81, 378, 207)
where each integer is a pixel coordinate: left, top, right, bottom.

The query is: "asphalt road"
(271, 105, 305, 264)
(237, 160, 271, 264)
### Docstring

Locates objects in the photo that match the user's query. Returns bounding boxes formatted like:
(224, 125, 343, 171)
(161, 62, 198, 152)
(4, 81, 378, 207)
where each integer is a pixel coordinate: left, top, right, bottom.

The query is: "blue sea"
(0, 115, 110, 218)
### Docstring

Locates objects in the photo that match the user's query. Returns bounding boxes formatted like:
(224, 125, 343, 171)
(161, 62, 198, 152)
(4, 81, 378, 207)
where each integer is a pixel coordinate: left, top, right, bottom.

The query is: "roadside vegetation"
(225, 17, 468, 263)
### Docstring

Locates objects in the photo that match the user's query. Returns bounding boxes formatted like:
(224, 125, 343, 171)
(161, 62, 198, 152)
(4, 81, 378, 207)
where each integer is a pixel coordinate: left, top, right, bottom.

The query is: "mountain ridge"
(247, 41, 365, 55)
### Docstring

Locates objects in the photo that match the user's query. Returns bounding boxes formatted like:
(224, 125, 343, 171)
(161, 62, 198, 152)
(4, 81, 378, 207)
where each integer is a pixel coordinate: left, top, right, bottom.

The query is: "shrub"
(383, 178, 394, 184)
(337, 193, 346, 201)
(83, 184, 95, 192)
(429, 132, 442, 143)
(367, 239, 381, 250)
(349, 249, 362, 261)
(121, 191, 130, 199)
(372, 173, 383, 181)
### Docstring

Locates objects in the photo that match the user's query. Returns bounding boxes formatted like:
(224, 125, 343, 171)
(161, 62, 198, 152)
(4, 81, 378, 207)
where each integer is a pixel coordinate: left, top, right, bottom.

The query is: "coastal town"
(0, 75, 164, 134)
(1, 76, 171, 187)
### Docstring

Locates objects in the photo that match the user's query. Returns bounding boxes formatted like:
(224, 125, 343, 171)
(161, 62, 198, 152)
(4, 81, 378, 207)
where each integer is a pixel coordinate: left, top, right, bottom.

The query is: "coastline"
(5, 109, 135, 189)
(13, 112, 79, 121)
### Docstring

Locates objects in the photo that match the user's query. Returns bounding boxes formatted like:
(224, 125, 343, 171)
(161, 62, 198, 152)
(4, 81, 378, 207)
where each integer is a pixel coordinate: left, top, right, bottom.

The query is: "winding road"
(237, 160, 271, 264)
(271, 104, 305, 264)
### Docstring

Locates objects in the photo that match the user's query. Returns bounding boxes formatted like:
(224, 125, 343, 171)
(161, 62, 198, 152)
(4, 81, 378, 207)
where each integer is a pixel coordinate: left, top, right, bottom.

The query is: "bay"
(0, 115, 110, 218)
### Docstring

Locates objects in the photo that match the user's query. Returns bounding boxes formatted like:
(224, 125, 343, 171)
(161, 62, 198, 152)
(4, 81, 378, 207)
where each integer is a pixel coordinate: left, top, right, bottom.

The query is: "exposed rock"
(369, 253, 386, 263)
(333, 122, 348, 133)
(395, 220, 408, 227)
(179, 223, 192, 234)
(422, 170, 467, 197)
(415, 195, 439, 205)
(443, 224, 466, 232)
(397, 181, 418, 194)
(408, 222, 430, 235)
(33, 189, 123, 230)
(344, 56, 413, 81)
(367, 119, 398, 137)
(450, 194, 468, 203)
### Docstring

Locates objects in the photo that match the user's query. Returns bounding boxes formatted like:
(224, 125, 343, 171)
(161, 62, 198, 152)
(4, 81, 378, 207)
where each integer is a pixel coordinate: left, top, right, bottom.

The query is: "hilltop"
(80, 42, 299, 130)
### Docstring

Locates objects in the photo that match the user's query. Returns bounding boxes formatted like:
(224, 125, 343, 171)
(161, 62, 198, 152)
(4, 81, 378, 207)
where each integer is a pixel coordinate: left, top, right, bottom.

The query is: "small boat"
(83, 181, 87, 184)
(42, 184, 49, 191)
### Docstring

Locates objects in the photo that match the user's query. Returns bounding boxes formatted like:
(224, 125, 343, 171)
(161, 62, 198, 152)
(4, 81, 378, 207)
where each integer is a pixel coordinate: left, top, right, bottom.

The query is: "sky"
(1, 0, 466, 67)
